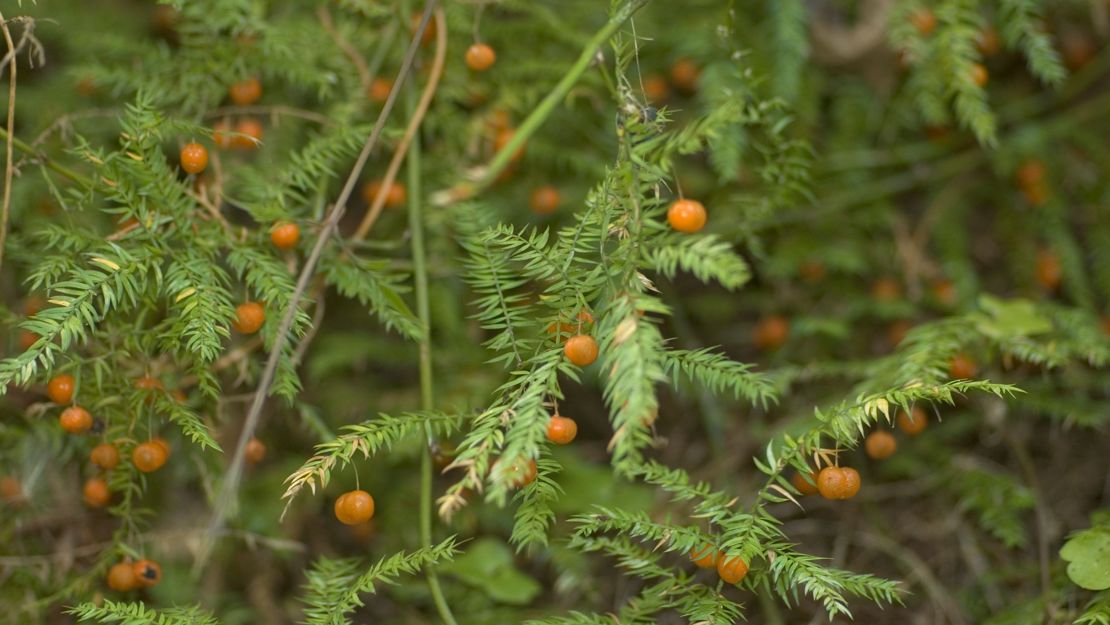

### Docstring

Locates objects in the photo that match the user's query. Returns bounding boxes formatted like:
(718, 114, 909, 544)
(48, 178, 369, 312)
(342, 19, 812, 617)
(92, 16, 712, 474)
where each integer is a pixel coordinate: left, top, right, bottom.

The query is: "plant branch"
(0, 12, 17, 273)
(432, 0, 652, 206)
(197, 0, 441, 569)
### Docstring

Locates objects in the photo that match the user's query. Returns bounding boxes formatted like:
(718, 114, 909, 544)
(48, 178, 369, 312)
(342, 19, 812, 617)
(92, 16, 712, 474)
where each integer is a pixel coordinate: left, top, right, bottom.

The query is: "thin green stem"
(0, 127, 93, 188)
(447, 0, 651, 202)
(404, 20, 458, 625)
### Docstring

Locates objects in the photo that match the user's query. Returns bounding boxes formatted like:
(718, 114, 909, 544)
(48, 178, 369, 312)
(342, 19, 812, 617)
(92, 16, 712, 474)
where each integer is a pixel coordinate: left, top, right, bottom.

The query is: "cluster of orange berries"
(213, 77, 265, 150)
(641, 57, 701, 104)
(689, 544, 749, 584)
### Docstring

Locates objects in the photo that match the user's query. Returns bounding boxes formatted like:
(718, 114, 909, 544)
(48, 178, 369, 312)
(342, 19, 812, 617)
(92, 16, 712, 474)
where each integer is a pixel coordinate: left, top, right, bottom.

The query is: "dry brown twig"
(0, 12, 17, 273)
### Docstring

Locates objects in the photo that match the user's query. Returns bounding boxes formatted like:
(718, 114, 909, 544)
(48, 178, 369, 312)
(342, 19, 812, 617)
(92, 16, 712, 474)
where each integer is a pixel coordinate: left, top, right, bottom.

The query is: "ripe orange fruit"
(504, 458, 538, 488)
(643, 74, 670, 102)
(234, 301, 265, 334)
(19, 330, 39, 351)
(228, 77, 262, 106)
(245, 437, 267, 464)
(465, 43, 497, 72)
(107, 561, 139, 591)
(670, 58, 700, 92)
(910, 9, 937, 35)
(1016, 160, 1046, 189)
(529, 186, 561, 215)
(362, 179, 407, 208)
(872, 277, 901, 301)
(932, 279, 957, 306)
(753, 315, 790, 351)
(494, 128, 525, 162)
(949, 353, 977, 379)
(134, 375, 163, 392)
(270, 221, 300, 250)
(83, 477, 111, 508)
(564, 334, 599, 367)
(151, 437, 171, 459)
(334, 489, 375, 525)
(717, 555, 749, 584)
(132, 441, 168, 473)
(47, 374, 76, 404)
(179, 142, 208, 175)
(799, 260, 826, 283)
(667, 199, 707, 233)
(213, 120, 234, 150)
(0, 475, 21, 502)
(791, 471, 820, 496)
(817, 466, 861, 500)
(60, 406, 93, 434)
(132, 559, 162, 587)
(411, 12, 436, 47)
(864, 431, 897, 460)
(367, 77, 392, 103)
(1062, 34, 1096, 71)
(887, 319, 914, 348)
(90, 443, 120, 470)
(233, 118, 264, 149)
(977, 26, 1001, 56)
(1035, 250, 1062, 290)
(546, 415, 578, 445)
(897, 406, 928, 435)
(969, 63, 989, 87)
(690, 544, 718, 568)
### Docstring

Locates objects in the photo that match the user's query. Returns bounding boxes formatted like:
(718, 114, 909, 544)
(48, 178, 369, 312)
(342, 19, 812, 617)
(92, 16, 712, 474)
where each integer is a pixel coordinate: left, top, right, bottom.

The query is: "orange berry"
(643, 74, 670, 102)
(799, 260, 826, 283)
(494, 128, 525, 162)
(179, 142, 208, 175)
(334, 489, 375, 525)
(362, 179, 407, 208)
(872, 277, 901, 302)
(529, 186, 561, 215)
(1022, 181, 1048, 206)
(245, 437, 267, 464)
(1035, 250, 1062, 290)
(60, 406, 93, 434)
(753, 315, 790, 352)
(367, 77, 392, 103)
(47, 374, 76, 404)
(465, 43, 497, 72)
(932, 279, 957, 306)
(948, 353, 978, 379)
(270, 221, 300, 250)
(887, 319, 914, 348)
(134, 375, 163, 392)
(228, 77, 262, 106)
(233, 118, 264, 149)
(690, 544, 718, 568)
(19, 330, 38, 351)
(791, 471, 820, 496)
(667, 199, 707, 233)
(90, 443, 120, 470)
(864, 431, 897, 460)
(132, 442, 168, 473)
(1063, 34, 1096, 71)
(411, 12, 436, 47)
(132, 559, 162, 587)
(504, 458, 538, 488)
(817, 466, 861, 500)
(969, 63, 989, 87)
(234, 301, 266, 334)
(83, 477, 111, 508)
(151, 437, 171, 459)
(1016, 160, 1046, 189)
(910, 9, 937, 35)
(0, 475, 22, 502)
(107, 562, 139, 592)
(213, 120, 235, 150)
(670, 58, 700, 92)
(546, 415, 578, 445)
(716, 555, 749, 584)
(977, 26, 1001, 56)
(564, 334, 599, 367)
(1101, 315, 1110, 336)
(897, 407, 928, 436)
